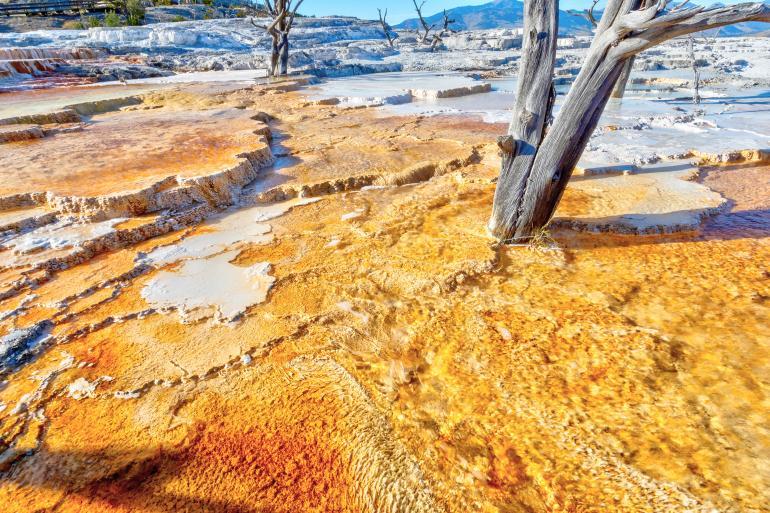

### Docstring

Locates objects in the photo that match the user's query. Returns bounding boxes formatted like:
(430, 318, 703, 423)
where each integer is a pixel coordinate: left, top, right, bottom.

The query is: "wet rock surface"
(0, 74, 767, 513)
(3, 17, 770, 83)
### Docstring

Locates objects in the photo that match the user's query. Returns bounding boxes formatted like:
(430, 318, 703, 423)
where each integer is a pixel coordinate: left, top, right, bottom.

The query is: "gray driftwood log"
(489, 0, 770, 241)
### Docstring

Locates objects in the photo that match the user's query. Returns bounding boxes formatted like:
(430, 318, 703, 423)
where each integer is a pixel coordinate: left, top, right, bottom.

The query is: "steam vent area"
(0, 12, 769, 513)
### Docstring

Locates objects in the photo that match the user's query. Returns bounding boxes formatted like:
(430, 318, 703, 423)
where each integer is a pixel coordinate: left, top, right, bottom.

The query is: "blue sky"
(301, 0, 745, 24)
(302, 1, 488, 23)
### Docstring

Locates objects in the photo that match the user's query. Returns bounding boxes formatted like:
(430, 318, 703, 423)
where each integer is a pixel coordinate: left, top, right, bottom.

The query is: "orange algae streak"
(64, 430, 348, 513)
(0, 106, 265, 197)
(0, 81, 767, 513)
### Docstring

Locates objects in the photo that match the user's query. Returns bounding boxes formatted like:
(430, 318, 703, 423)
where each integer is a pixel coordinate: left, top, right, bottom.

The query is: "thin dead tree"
(412, 0, 435, 44)
(687, 35, 701, 104)
(566, 0, 600, 27)
(431, 9, 457, 50)
(251, 0, 305, 77)
(489, 0, 770, 241)
(377, 8, 397, 48)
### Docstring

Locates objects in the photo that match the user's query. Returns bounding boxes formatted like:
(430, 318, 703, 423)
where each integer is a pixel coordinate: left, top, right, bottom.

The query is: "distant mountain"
(699, 2, 770, 35)
(395, 0, 770, 36)
(396, 0, 595, 35)
(701, 22, 769, 36)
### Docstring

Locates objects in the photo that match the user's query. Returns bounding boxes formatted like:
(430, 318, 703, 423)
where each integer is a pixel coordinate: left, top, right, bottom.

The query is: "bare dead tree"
(566, 0, 600, 27)
(411, 0, 435, 44)
(489, 0, 770, 241)
(431, 9, 456, 50)
(377, 8, 397, 48)
(687, 35, 702, 104)
(251, 0, 305, 77)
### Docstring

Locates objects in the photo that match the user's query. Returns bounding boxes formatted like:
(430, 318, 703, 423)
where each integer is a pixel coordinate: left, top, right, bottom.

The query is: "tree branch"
(412, 0, 434, 42)
(250, 18, 268, 30)
(567, 0, 600, 28)
(616, 2, 770, 57)
(285, 0, 304, 31)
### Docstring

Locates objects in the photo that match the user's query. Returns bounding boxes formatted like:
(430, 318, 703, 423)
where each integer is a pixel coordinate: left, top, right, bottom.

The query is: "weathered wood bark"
(251, 0, 303, 77)
(489, 1, 770, 241)
(489, 0, 558, 241)
(610, 57, 635, 98)
(268, 34, 280, 76)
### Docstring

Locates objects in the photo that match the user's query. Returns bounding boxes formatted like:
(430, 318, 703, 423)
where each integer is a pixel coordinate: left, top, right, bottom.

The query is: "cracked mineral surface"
(0, 53, 768, 513)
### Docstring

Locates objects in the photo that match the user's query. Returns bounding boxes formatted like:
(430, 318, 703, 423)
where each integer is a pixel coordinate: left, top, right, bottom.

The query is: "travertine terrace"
(0, 22, 769, 513)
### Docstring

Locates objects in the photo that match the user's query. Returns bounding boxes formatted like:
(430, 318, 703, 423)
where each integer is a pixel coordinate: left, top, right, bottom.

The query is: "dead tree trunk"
(412, 0, 435, 44)
(489, 1, 770, 241)
(251, 0, 304, 77)
(279, 31, 290, 75)
(611, 57, 635, 98)
(491, 0, 559, 243)
(377, 8, 397, 48)
(431, 9, 456, 50)
(267, 33, 280, 76)
(688, 35, 701, 104)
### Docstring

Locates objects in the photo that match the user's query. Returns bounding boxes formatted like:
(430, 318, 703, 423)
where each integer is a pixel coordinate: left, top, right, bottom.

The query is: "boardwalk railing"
(0, 0, 99, 16)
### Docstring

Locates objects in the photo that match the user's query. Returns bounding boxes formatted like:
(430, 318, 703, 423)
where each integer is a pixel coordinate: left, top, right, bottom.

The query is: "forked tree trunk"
(489, 1, 770, 241)
(251, 0, 303, 77)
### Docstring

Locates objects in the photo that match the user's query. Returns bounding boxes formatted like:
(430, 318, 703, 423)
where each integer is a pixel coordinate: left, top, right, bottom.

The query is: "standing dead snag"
(489, 0, 770, 241)
(377, 8, 397, 48)
(491, 0, 559, 244)
(431, 10, 456, 50)
(412, 0, 435, 44)
(688, 35, 702, 104)
(411, 1, 454, 49)
(251, 0, 305, 77)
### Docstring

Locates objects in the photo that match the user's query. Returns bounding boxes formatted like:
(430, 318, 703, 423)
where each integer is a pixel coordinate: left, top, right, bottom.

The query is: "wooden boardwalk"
(0, 0, 99, 16)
